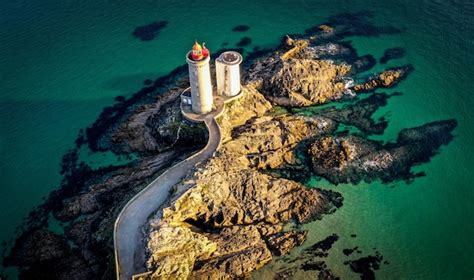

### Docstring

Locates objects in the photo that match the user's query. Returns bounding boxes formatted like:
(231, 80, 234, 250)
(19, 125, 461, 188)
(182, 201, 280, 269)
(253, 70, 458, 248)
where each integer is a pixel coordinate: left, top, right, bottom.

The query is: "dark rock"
(114, 95, 126, 102)
(380, 47, 406, 64)
(306, 11, 402, 39)
(305, 233, 339, 258)
(308, 120, 457, 184)
(132, 20, 168, 41)
(343, 246, 359, 256)
(144, 79, 153, 85)
(266, 230, 308, 256)
(353, 54, 377, 73)
(272, 234, 341, 279)
(232, 25, 250, 32)
(237, 36, 252, 47)
(5, 230, 95, 280)
(315, 91, 394, 135)
(346, 252, 384, 280)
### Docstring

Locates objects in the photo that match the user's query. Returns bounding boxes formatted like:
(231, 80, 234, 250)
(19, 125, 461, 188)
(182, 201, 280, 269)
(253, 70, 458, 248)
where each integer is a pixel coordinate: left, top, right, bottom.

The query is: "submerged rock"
(5, 229, 96, 280)
(313, 93, 396, 135)
(345, 252, 384, 280)
(380, 47, 406, 64)
(267, 230, 308, 256)
(264, 234, 341, 279)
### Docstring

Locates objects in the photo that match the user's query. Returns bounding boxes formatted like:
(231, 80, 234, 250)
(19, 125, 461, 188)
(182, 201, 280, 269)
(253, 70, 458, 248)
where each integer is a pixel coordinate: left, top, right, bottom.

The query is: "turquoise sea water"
(1, 0, 473, 278)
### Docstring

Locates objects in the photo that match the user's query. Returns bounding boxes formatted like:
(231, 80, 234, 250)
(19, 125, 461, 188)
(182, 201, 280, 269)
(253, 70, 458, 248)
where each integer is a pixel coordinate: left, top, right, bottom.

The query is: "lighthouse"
(186, 41, 213, 114)
(215, 51, 243, 97)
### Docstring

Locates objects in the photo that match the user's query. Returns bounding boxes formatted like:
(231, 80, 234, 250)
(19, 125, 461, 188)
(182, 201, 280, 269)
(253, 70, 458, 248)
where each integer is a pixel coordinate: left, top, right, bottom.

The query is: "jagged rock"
(147, 98, 207, 149)
(309, 135, 378, 175)
(224, 114, 337, 169)
(352, 65, 412, 92)
(256, 223, 283, 237)
(54, 150, 177, 221)
(163, 169, 327, 228)
(308, 120, 457, 184)
(5, 230, 96, 280)
(263, 234, 340, 279)
(267, 230, 308, 256)
(262, 58, 351, 106)
(280, 37, 310, 61)
(192, 226, 272, 279)
(111, 85, 207, 152)
(217, 83, 272, 142)
(319, 25, 335, 34)
(6, 230, 70, 266)
(64, 212, 101, 246)
(146, 225, 217, 279)
(314, 93, 394, 135)
(345, 252, 384, 280)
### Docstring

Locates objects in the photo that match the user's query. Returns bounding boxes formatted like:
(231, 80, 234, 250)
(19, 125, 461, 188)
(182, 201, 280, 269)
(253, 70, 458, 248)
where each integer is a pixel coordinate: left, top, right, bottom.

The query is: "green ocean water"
(1, 0, 473, 278)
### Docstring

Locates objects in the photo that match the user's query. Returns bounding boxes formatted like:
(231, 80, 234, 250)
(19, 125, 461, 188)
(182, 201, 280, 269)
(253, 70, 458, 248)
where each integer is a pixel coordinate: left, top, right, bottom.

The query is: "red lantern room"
(202, 43, 209, 58)
(191, 41, 209, 61)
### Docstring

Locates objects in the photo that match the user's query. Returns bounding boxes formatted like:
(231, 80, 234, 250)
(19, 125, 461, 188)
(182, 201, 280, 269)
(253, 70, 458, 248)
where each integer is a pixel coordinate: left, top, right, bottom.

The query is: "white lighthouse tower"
(215, 51, 243, 97)
(186, 41, 213, 114)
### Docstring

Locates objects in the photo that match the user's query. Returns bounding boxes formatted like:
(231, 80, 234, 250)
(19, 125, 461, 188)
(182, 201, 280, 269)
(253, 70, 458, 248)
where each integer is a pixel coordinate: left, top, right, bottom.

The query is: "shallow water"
(1, 0, 473, 278)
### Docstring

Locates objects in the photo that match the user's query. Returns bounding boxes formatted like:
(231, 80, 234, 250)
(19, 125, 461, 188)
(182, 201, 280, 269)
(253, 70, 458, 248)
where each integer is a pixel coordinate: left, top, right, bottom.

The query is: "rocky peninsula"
(3, 13, 457, 280)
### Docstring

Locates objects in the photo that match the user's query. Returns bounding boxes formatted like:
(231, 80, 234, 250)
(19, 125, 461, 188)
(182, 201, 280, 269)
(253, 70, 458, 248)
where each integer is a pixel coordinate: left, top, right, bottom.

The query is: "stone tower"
(215, 51, 243, 97)
(186, 41, 213, 114)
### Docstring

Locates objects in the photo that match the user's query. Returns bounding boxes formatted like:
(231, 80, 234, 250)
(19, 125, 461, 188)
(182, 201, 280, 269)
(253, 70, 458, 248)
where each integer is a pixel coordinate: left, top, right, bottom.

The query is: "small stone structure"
(215, 51, 243, 97)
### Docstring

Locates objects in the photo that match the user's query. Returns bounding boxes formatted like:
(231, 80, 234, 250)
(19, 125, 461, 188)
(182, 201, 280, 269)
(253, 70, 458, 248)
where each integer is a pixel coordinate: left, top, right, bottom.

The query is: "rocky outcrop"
(111, 83, 207, 153)
(280, 36, 310, 61)
(261, 57, 351, 106)
(267, 230, 308, 256)
(352, 65, 413, 92)
(260, 233, 340, 279)
(54, 150, 178, 221)
(191, 226, 273, 279)
(313, 93, 395, 135)
(4, 230, 96, 280)
(308, 120, 457, 184)
(223, 114, 337, 169)
(143, 87, 341, 278)
(217, 83, 272, 142)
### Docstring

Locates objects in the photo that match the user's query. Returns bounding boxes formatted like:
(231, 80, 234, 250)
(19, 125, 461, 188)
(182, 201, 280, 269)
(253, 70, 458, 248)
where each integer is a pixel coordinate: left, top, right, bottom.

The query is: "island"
(4, 14, 456, 280)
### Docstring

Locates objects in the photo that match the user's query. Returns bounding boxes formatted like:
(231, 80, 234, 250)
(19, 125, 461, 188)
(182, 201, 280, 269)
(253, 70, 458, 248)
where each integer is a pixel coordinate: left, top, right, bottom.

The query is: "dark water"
(1, 0, 473, 278)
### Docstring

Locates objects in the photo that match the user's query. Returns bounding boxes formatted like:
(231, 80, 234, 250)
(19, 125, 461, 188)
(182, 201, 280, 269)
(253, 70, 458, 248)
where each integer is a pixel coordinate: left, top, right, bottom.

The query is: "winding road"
(114, 115, 221, 280)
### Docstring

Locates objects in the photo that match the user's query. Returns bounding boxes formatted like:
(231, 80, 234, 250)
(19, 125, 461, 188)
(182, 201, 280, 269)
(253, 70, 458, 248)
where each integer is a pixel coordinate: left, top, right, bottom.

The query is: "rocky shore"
(308, 120, 457, 184)
(142, 84, 343, 278)
(3, 13, 457, 280)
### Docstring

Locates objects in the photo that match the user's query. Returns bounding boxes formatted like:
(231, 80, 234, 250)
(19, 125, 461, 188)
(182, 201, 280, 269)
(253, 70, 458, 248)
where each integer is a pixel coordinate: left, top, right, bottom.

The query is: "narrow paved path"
(114, 116, 221, 280)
